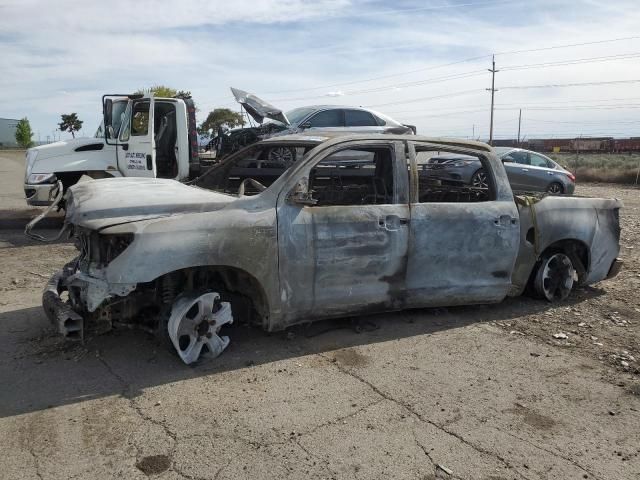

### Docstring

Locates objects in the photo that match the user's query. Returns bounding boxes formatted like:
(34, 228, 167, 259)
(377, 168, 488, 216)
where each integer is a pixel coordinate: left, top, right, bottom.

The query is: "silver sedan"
(423, 147, 576, 194)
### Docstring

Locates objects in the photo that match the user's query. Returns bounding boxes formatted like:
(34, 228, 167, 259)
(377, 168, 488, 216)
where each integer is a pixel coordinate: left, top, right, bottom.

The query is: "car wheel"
(267, 146, 296, 167)
(547, 182, 563, 194)
(534, 252, 576, 302)
(158, 291, 233, 364)
(471, 169, 488, 189)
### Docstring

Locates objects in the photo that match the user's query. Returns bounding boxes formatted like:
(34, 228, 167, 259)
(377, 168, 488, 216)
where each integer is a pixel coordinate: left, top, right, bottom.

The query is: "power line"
(493, 35, 640, 56)
(267, 70, 487, 102)
(500, 104, 640, 111)
(267, 53, 640, 104)
(368, 79, 640, 110)
(501, 52, 640, 71)
(261, 57, 491, 96)
(256, 35, 640, 96)
(365, 89, 485, 108)
(382, 97, 640, 115)
(501, 78, 640, 90)
(523, 118, 640, 125)
(398, 104, 640, 120)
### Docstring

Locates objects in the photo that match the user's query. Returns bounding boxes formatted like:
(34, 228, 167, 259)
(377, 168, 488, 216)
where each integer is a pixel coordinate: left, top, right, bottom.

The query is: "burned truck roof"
(261, 132, 494, 152)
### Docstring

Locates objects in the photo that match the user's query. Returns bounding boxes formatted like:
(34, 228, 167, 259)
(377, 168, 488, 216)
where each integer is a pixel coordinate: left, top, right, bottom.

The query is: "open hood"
(230, 87, 290, 126)
(65, 177, 235, 230)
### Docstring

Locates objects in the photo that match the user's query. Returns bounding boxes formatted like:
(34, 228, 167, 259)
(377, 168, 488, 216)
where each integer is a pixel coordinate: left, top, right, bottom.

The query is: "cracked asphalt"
(1, 150, 639, 479)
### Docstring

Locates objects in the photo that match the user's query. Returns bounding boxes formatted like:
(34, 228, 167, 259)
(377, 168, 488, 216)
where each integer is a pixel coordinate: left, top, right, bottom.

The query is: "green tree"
(15, 117, 34, 148)
(58, 113, 83, 138)
(135, 85, 192, 98)
(198, 108, 246, 138)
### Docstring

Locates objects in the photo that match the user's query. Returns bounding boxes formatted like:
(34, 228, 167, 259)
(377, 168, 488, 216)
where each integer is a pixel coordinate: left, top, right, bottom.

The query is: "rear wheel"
(470, 169, 488, 189)
(547, 182, 563, 194)
(533, 252, 576, 302)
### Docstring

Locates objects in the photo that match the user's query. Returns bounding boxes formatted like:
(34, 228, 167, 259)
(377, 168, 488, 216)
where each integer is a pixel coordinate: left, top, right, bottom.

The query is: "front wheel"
(158, 291, 234, 365)
(533, 252, 576, 302)
(470, 169, 488, 189)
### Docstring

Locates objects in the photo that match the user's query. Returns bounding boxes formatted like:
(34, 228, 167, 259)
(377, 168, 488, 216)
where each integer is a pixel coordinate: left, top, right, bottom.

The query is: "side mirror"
(299, 122, 311, 130)
(103, 98, 114, 144)
(286, 177, 317, 206)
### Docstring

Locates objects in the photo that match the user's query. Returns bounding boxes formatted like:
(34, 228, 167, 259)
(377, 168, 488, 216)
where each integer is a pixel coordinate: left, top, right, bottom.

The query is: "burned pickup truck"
(43, 134, 622, 364)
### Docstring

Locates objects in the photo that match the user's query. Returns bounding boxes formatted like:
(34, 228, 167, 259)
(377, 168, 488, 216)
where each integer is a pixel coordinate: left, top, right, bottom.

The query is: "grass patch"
(548, 153, 640, 184)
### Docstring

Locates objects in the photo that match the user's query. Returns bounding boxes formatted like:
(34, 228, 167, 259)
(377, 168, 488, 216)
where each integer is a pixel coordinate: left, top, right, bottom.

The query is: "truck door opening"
(154, 102, 178, 179)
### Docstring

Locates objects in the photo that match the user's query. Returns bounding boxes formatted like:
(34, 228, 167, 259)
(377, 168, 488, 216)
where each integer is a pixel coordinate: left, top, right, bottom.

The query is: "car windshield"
(285, 107, 316, 125)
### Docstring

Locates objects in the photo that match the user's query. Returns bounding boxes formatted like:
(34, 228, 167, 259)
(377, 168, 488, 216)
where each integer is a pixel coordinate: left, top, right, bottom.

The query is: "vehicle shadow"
(0, 209, 64, 230)
(0, 286, 606, 418)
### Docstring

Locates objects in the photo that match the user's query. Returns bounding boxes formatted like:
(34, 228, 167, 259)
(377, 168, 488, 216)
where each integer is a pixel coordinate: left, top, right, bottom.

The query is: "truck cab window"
(415, 147, 494, 203)
(309, 147, 394, 206)
(131, 102, 150, 136)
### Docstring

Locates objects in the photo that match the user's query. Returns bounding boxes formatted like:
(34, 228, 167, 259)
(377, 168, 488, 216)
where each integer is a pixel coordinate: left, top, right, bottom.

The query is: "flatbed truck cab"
(24, 93, 199, 206)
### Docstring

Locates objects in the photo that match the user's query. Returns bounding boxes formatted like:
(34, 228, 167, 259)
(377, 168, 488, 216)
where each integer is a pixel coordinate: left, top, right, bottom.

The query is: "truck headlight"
(28, 173, 57, 184)
(24, 150, 39, 179)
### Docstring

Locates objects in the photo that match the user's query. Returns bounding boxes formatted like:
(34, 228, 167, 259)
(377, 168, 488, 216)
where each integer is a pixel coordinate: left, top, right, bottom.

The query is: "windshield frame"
(192, 140, 324, 196)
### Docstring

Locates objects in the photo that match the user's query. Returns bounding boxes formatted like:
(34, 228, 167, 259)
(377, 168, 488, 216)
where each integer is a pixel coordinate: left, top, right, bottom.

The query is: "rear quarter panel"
(511, 196, 622, 293)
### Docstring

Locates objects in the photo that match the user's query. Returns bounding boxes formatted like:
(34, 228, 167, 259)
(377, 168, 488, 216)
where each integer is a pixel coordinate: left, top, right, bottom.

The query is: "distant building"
(0, 117, 20, 148)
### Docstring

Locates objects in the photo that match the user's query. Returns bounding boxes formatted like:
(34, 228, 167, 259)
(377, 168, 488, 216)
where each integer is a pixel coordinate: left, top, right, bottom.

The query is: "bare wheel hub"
(540, 253, 576, 301)
(167, 292, 233, 364)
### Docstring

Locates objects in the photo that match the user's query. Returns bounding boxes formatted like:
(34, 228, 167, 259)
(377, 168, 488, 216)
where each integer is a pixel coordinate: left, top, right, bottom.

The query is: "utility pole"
(487, 55, 498, 146)
(517, 109, 522, 146)
(472, 124, 475, 139)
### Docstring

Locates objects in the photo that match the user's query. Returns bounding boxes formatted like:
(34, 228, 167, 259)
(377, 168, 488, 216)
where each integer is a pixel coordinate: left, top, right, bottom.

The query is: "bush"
(548, 153, 640, 184)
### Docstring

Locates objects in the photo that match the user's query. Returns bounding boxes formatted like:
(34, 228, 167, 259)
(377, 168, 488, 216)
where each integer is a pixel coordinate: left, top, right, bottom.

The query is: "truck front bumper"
(42, 264, 137, 340)
(25, 182, 58, 206)
(42, 270, 84, 340)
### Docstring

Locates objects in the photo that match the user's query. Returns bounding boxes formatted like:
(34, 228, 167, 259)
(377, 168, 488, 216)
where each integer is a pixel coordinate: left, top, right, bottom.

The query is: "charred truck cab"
(23, 93, 200, 207)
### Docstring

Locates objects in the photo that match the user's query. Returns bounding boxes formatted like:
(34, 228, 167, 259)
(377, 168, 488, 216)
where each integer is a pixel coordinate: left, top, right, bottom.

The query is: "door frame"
(274, 139, 410, 325)
(117, 95, 156, 178)
(404, 140, 520, 306)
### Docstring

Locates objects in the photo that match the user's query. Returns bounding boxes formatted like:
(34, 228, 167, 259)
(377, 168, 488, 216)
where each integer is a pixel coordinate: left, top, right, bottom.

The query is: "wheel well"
(536, 239, 590, 283)
(55, 171, 116, 191)
(55, 172, 83, 192)
(156, 266, 270, 327)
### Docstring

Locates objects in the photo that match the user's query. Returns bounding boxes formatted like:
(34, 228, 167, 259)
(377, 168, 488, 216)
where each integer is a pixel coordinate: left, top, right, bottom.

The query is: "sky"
(1, 0, 640, 141)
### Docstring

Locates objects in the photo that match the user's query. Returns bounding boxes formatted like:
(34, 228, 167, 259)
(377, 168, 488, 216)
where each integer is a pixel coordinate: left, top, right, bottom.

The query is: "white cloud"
(2, 0, 640, 139)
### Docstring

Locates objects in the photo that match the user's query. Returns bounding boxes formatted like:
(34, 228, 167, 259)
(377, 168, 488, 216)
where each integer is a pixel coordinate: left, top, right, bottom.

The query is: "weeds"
(549, 153, 640, 184)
